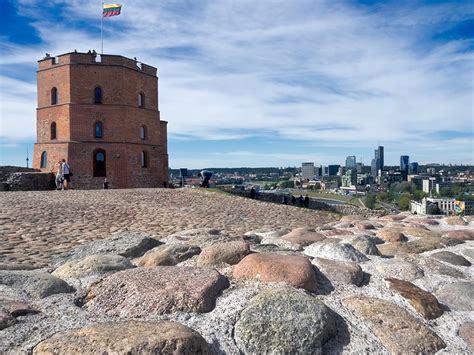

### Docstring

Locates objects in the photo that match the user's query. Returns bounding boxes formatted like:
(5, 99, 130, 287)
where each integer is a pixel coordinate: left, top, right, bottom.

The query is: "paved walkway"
(0, 188, 338, 267)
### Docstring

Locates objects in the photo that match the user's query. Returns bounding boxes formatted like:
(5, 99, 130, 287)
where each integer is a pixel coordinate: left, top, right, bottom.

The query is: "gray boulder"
(52, 231, 162, 267)
(234, 288, 337, 354)
(138, 244, 201, 267)
(52, 254, 134, 278)
(348, 235, 380, 256)
(0, 270, 74, 299)
(304, 243, 369, 262)
(436, 281, 474, 311)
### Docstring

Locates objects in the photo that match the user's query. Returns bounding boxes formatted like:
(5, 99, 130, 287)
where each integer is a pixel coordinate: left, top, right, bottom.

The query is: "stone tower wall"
(33, 52, 168, 189)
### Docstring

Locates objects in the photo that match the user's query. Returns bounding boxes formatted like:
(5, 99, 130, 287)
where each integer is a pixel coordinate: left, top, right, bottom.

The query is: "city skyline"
(1, 0, 473, 168)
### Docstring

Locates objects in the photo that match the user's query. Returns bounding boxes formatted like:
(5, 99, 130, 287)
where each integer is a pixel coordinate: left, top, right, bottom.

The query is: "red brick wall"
(33, 52, 168, 189)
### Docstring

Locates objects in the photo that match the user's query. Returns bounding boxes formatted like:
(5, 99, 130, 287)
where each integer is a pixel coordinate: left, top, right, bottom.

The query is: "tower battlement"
(38, 52, 157, 76)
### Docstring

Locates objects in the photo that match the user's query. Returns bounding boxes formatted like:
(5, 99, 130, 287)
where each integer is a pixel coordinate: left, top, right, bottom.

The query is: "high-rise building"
(400, 155, 410, 172)
(328, 165, 340, 176)
(33, 51, 169, 188)
(375, 146, 384, 170)
(345, 155, 356, 169)
(301, 162, 315, 180)
(409, 162, 419, 175)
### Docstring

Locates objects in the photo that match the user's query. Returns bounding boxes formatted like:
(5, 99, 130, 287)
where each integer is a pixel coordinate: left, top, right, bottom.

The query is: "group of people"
(282, 194, 310, 208)
(51, 159, 72, 190)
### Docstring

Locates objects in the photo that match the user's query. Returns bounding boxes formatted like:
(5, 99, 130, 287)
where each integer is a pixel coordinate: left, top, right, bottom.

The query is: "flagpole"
(101, 2, 104, 54)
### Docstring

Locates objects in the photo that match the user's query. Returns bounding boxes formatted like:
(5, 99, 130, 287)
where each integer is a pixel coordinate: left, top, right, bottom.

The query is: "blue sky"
(0, 0, 473, 168)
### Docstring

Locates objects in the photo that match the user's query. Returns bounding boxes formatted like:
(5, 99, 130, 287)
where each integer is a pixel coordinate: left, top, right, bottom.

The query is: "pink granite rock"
(233, 253, 318, 292)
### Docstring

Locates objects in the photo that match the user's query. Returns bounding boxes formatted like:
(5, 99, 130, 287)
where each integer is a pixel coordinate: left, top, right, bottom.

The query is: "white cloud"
(0, 0, 473, 165)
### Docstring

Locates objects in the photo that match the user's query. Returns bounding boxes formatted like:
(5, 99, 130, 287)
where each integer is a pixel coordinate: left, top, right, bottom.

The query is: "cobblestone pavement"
(0, 188, 338, 268)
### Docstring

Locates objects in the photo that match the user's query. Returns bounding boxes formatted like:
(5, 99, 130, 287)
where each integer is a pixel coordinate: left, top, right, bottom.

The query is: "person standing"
(51, 160, 63, 190)
(61, 159, 72, 190)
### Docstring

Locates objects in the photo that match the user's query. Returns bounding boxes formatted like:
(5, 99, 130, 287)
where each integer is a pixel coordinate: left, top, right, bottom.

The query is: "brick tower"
(33, 51, 168, 189)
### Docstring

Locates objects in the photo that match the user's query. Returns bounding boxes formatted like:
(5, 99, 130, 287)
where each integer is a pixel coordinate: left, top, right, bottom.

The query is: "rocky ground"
(0, 188, 473, 354)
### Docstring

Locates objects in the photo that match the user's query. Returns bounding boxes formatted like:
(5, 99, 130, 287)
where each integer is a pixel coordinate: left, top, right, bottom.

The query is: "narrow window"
(94, 87, 102, 104)
(93, 149, 106, 177)
(141, 151, 148, 168)
(51, 87, 57, 105)
(140, 125, 147, 140)
(40, 151, 47, 168)
(50, 122, 57, 140)
(138, 92, 144, 108)
(94, 121, 103, 138)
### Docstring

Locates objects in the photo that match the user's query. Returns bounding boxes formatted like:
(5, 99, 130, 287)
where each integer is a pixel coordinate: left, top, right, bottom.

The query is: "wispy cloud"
(0, 0, 472, 166)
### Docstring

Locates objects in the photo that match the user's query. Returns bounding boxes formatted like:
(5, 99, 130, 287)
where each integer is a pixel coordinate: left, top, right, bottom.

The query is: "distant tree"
(398, 193, 412, 211)
(412, 190, 428, 201)
(278, 180, 294, 189)
(376, 192, 389, 202)
(392, 182, 415, 194)
(365, 193, 376, 209)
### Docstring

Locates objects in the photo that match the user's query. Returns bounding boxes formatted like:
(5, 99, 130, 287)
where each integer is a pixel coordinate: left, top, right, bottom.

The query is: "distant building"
(409, 162, 419, 175)
(426, 167, 436, 175)
(341, 169, 357, 188)
(411, 198, 473, 216)
(301, 162, 315, 180)
(356, 162, 363, 173)
(376, 146, 384, 170)
(400, 155, 409, 172)
(345, 155, 356, 169)
(327, 165, 340, 176)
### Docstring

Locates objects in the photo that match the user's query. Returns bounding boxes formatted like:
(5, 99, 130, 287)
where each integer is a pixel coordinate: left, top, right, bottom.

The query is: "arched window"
(138, 92, 144, 108)
(40, 151, 47, 169)
(141, 151, 148, 168)
(94, 121, 103, 138)
(51, 87, 57, 105)
(140, 125, 147, 140)
(94, 86, 102, 104)
(50, 122, 57, 140)
(93, 149, 106, 177)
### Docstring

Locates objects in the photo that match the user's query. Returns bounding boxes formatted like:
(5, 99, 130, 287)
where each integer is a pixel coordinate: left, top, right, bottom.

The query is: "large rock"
(85, 267, 229, 317)
(378, 214, 406, 222)
(52, 231, 162, 267)
(0, 270, 74, 299)
(52, 254, 134, 278)
(398, 254, 466, 279)
(385, 278, 443, 319)
(443, 216, 468, 226)
(138, 244, 201, 267)
(304, 243, 369, 262)
(355, 222, 376, 230)
(313, 257, 364, 286)
(463, 248, 474, 259)
(319, 228, 354, 237)
(459, 322, 474, 351)
(348, 235, 380, 256)
(343, 296, 446, 353)
(233, 254, 318, 292)
(279, 227, 326, 249)
(196, 241, 250, 267)
(436, 281, 474, 311)
(377, 237, 463, 256)
(234, 288, 337, 354)
(376, 228, 408, 242)
(374, 259, 424, 281)
(430, 251, 471, 266)
(161, 228, 235, 247)
(405, 217, 440, 226)
(442, 230, 474, 241)
(401, 227, 441, 239)
(33, 321, 210, 354)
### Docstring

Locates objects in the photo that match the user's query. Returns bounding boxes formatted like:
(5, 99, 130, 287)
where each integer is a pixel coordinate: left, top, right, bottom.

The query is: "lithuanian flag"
(103, 4, 122, 17)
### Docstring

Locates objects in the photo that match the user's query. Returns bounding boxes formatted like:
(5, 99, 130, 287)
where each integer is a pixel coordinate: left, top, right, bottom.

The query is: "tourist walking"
(61, 159, 72, 190)
(51, 160, 63, 190)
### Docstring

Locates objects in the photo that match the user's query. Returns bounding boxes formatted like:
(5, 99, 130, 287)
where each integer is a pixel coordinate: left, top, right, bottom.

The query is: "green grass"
(296, 191, 365, 208)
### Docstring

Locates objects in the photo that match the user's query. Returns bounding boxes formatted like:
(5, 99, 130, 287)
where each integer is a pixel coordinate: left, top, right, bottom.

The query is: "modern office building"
(301, 162, 315, 180)
(345, 155, 356, 169)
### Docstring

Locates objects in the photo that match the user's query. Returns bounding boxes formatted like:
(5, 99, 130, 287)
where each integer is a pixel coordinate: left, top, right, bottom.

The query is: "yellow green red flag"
(103, 4, 122, 17)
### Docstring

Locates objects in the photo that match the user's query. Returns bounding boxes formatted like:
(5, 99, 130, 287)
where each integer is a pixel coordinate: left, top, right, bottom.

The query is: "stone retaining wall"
(220, 188, 385, 217)
(1, 172, 55, 191)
